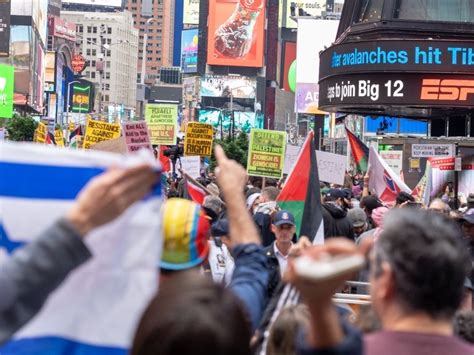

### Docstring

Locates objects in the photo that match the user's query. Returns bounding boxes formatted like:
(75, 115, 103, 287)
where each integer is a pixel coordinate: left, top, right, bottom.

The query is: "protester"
(202, 195, 225, 222)
(254, 186, 281, 246)
(347, 208, 369, 239)
(453, 311, 474, 344)
(0, 164, 158, 344)
(209, 219, 235, 286)
(287, 209, 474, 355)
(460, 208, 474, 289)
(429, 198, 451, 215)
(322, 189, 355, 240)
(394, 191, 415, 207)
(359, 196, 384, 229)
(264, 210, 296, 300)
(247, 192, 261, 214)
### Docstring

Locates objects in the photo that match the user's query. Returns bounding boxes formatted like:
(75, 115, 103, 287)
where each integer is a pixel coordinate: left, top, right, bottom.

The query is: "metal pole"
(230, 92, 234, 139)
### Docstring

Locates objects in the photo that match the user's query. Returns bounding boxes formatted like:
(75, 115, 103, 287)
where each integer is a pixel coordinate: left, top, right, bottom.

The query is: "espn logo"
(420, 79, 474, 101)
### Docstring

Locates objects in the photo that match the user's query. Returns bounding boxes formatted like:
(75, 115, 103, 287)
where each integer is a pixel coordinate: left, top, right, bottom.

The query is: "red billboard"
(282, 41, 296, 92)
(207, 0, 265, 68)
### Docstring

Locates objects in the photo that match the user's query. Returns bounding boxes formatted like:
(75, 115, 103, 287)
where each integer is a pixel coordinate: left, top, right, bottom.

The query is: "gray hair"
(203, 195, 224, 215)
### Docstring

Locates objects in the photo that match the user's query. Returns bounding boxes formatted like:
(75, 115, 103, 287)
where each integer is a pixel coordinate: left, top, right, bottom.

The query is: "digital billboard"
(282, 41, 296, 91)
(200, 75, 256, 99)
(62, 0, 123, 7)
(183, 0, 199, 25)
(181, 29, 198, 73)
(0, 63, 14, 118)
(71, 81, 93, 113)
(0, 1, 11, 57)
(198, 110, 263, 133)
(282, 0, 330, 29)
(207, 0, 265, 68)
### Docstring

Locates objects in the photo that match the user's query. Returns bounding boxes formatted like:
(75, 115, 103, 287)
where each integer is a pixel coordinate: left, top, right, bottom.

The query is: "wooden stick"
(262, 177, 266, 188)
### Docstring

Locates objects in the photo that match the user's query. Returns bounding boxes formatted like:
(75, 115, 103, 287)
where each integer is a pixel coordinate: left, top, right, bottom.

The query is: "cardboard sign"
(184, 122, 213, 157)
(83, 119, 121, 150)
(412, 144, 455, 158)
(315, 150, 347, 186)
(34, 122, 47, 144)
(89, 137, 127, 154)
(283, 145, 301, 175)
(145, 103, 178, 145)
(380, 151, 403, 175)
(247, 129, 287, 179)
(180, 155, 201, 179)
(54, 129, 65, 147)
(122, 121, 152, 153)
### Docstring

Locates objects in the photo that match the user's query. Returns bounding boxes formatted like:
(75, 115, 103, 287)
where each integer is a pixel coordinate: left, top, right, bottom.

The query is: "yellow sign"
(247, 129, 287, 178)
(34, 122, 47, 144)
(184, 122, 213, 157)
(83, 119, 121, 150)
(145, 103, 178, 145)
(55, 129, 65, 147)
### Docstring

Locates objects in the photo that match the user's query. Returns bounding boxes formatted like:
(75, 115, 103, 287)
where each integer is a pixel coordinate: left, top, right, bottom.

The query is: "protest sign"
(247, 129, 287, 179)
(380, 151, 403, 176)
(54, 129, 65, 147)
(180, 155, 201, 179)
(315, 150, 347, 186)
(83, 119, 121, 150)
(184, 122, 213, 157)
(34, 122, 47, 144)
(283, 145, 301, 175)
(145, 103, 178, 145)
(122, 121, 152, 153)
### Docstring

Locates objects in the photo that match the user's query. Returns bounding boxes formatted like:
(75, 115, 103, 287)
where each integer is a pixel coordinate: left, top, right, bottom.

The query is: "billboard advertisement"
(71, 81, 93, 113)
(48, 16, 76, 42)
(181, 29, 198, 73)
(0, 63, 14, 118)
(296, 19, 338, 113)
(282, 41, 296, 92)
(201, 75, 256, 99)
(183, 0, 199, 25)
(207, 0, 265, 67)
(282, 0, 331, 29)
(62, 0, 123, 7)
(198, 110, 263, 133)
(0, 1, 11, 58)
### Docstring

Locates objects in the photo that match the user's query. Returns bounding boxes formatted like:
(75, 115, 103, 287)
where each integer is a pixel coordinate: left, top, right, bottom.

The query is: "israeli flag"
(0, 142, 163, 354)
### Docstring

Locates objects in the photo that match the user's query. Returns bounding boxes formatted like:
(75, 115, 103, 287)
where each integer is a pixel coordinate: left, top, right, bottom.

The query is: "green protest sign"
(0, 64, 14, 118)
(247, 129, 287, 178)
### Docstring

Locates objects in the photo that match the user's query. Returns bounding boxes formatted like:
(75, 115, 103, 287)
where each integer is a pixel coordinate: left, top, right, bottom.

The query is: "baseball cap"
(342, 188, 353, 200)
(161, 199, 210, 271)
(211, 219, 229, 237)
(273, 210, 296, 227)
(327, 189, 345, 199)
(460, 208, 474, 225)
(347, 208, 367, 228)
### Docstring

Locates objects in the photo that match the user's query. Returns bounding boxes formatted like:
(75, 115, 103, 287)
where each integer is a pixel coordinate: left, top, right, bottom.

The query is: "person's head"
(460, 208, 474, 240)
(429, 198, 450, 215)
(360, 196, 383, 217)
(211, 219, 230, 247)
(161, 199, 210, 273)
(260, 186, 280, 203)
(203, 195, 225, 218)
(246, 193, 261, 214)
(206, 183, 220, 196)
(245, 187, 261, 200)
(266, 305, 310, 355)
(324, 189, 345, 207)
(347, 208, 368, 237)
(371, 206, 389, 228)
(369, 209, 469, 324)
(132, 272, 251, 355)
(271, 210, 296, 247)
(453, 311, 474, 344)
(395, 191, 415, 207)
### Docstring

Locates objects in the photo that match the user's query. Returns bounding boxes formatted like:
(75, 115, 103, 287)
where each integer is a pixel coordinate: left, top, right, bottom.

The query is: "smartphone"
(294, 254, 365, 282)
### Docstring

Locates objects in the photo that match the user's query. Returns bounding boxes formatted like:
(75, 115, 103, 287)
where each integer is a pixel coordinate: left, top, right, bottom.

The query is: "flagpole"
(262, 177, 266, 189)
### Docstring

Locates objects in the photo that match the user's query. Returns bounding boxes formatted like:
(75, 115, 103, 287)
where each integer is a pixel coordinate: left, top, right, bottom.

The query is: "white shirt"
(208, 241, 235, 286)
(273, 242, 291, 277)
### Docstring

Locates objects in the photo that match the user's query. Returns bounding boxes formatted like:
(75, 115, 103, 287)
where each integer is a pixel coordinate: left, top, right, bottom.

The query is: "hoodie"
(322, 202, 355, 241)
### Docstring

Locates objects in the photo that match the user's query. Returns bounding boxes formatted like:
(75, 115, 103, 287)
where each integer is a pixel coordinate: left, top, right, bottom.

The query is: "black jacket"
(263, 243, 281, 301)
(254, 212, 276, 247)
(322, 202, 355, 241)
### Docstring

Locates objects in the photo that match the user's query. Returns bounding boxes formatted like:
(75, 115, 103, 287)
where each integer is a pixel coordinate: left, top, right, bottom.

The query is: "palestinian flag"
(69, 125, 83, 149)
(345, 126, 369, 172)
(277, 131, 324, 244)
(185, 178, 209, 205)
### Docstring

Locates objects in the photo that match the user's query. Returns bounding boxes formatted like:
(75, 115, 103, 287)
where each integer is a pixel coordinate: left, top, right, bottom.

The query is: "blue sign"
(181, 29, 198, 73)
(364, 116, 428, 136)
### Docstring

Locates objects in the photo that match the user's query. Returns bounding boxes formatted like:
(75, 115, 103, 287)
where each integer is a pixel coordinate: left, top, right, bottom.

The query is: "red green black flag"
(345, 126, 369, 172)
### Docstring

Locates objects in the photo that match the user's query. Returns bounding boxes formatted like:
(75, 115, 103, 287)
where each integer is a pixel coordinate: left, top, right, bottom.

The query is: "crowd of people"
(1, 146, 474, 354)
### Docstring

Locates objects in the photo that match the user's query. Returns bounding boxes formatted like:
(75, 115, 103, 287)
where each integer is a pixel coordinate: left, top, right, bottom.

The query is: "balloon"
(288, 60, 296, 93)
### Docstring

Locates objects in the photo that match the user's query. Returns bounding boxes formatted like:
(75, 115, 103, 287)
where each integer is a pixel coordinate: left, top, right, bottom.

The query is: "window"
(92, 60, 96, 67)
(355, 0, 384, 23)
(91, 72, 96, 79)
(93, 26, 97, 34)
(105, 72, 110, 79)
(86, 49, 91, 55)
(85, 71, 90, 78)
(394, 0, 473, 23)
(77, 25, 83, 33)
(92, 49, 97, 56)
(105, 95, 110, 102)
(107, 28, 112, 34)
(87, 26, 92, 33)
(147, 57, 153, 61)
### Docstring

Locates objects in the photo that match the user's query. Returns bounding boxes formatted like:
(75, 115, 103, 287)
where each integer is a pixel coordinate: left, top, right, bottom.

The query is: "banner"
(180, 155, 201, 179)
(34, 122, 47, 144)
(183, 0, 199, 25)
(145, 103, 178, 145)
(380, 151, 403, 176)
(247, 129, 287, 178)
(83, 119, 121, 150)
(122, 121, 153, 153)
(184, 122, 213, 157)
(181, 29, 198, 73)
(0, 64, 14, 118)
(207, 0, 265, 68)
(283, 145, 301, 175)
(315, 150, 347, 186)
(54, 129, 65, 147)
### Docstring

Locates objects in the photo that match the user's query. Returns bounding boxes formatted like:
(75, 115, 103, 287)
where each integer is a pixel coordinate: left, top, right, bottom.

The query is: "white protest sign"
(180, 155, 201, 179)
(412, 144, 455, 158)
(316, 150, 347, 186)
(283, 145, 301, 175)
(380, 151, 403, 176)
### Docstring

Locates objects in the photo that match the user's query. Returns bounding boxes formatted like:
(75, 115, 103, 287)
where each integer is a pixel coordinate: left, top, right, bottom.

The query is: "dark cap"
(342, 188, 353, 200)
(273, 210, 296, 227)
(327, 189, 345, 199)
(211, 219, 229, 237)
(360, 196, 384, 214)
(460, 208, 474, 225)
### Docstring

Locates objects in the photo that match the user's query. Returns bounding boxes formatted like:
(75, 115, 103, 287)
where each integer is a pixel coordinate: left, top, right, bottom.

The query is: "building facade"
(126, 0, 175, 85)
(62, 10, 139, 119)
